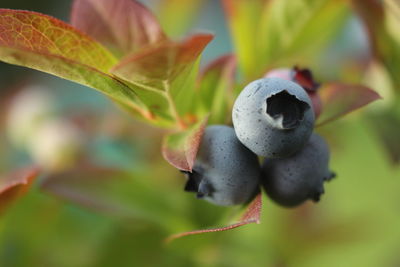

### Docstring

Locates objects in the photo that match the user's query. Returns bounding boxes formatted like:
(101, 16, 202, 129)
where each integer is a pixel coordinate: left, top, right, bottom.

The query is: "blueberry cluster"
(182, 76, 335, 207)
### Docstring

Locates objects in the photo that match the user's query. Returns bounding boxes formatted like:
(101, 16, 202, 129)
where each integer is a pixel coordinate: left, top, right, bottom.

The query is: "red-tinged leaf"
(162, 116, 208, 171)
(112, 34, 213, 90)
(0, 9, 115, 71)
(0, 9, 149, 117)
(71, 0, 167, 58)
(198, 54, 236, 124)
(111, 34, 213, 126)
(200, 54, 236, 81)
(0, 166, 40, 214)
(317, 83, 381, 126)
(165, 193, 262, 243)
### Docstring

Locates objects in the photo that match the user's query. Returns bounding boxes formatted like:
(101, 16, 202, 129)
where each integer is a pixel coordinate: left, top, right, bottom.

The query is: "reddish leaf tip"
(70, 0, 167, 56)
(164, 193, 262, 243)
(0, 166, 40, 194)
(200, 53, 236, 77)
(0, 166, 40, 214)
(317, 82, 382, 126)
(162, 116, 209, 172)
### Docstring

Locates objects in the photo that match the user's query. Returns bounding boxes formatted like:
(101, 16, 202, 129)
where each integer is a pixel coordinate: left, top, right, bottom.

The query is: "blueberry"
(264, 67, 323, 118)
(261, 133, 335, 207)
(232, 77, 315, 158)
(182, 125, 260, 206)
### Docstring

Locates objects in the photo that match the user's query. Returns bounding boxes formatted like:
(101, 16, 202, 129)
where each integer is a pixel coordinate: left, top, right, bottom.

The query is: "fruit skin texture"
(184, 125, 260, 206)
(232, 77, 315, 158)
(261, 133, 335, 207)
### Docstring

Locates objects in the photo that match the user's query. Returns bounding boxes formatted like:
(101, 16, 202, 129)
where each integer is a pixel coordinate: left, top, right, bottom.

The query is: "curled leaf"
(162, 116, 208, 172)
(165, 193, 262, 243)
(317, 83, 381, 126)
(71, 0, 167, 57)
(0, 166, 40, 214)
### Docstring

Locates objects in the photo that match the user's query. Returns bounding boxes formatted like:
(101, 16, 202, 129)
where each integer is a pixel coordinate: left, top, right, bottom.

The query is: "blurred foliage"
(0, 0, 399, 266)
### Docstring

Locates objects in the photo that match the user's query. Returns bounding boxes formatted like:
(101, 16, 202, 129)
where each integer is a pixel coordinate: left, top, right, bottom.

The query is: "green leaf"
(0, 166, 40, 215)
(162, 116, 208, 171)
(71, 0, 167, 58)
(258, 0, 349, 67)
(197, 54, 236, 124)
(223, 0, 349, 80)
(317, 82, 381, 126)
(222, 0, 265, 79)
(165, 193, 262, 243)
(0, 9, 150, 119)
(112, 34, 213, 129)
(156, 0, 207, 37)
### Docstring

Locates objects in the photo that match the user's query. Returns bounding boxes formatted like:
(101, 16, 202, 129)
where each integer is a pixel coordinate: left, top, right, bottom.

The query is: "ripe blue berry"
(261, 133, 335, 207)
(182, 125, 260, 206)
(232, 77, 315, 158)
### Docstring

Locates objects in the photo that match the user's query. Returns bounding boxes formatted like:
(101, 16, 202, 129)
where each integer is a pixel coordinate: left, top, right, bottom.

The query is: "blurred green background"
(1, 0, 400, 266)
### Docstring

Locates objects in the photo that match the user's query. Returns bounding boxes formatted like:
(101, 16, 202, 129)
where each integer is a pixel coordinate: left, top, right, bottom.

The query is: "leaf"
(112, 34, 213, 128)
(0, 166, 40, 214)
(275, 0, 349, 64)
(223, 0, 349, 80)
(263, 0, 349, 68)
(317, 83, 381, 126)
(71, 0, 167, 58)
(165, 193, 262, 243)
(0, 9, 115, 71)
(0, 9, 150, 118)
(197, 54, 236, 124)
(156, 0, 207, 37)
(222, 0, 266, 79)
(162, 116, 208, 171)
